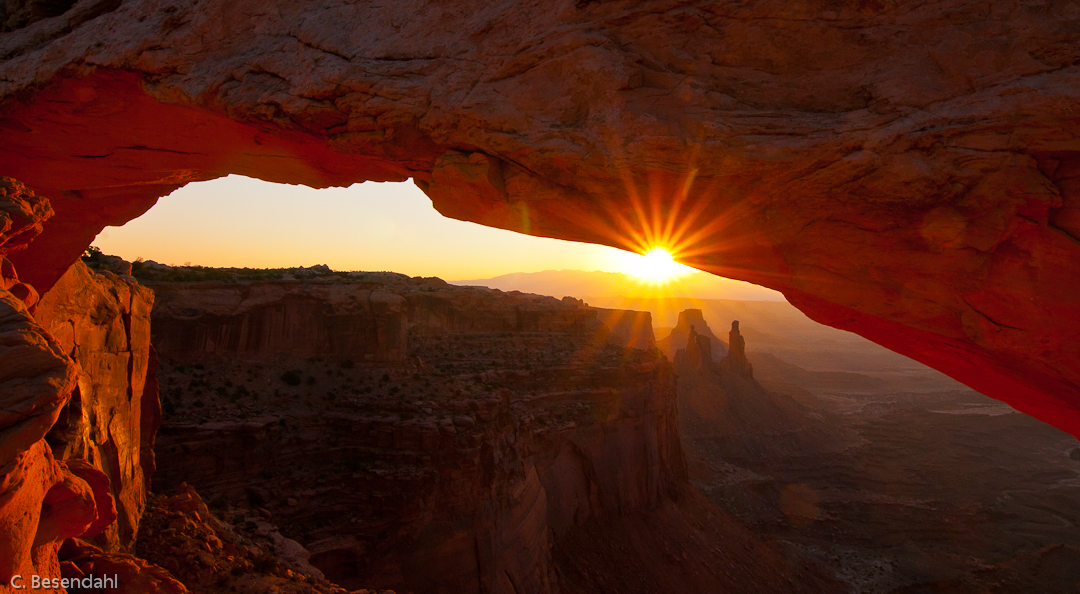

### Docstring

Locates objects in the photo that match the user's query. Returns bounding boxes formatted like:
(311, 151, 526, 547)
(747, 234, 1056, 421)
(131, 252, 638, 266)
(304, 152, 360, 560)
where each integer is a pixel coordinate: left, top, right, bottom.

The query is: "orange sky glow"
(92, 175, 783, 300)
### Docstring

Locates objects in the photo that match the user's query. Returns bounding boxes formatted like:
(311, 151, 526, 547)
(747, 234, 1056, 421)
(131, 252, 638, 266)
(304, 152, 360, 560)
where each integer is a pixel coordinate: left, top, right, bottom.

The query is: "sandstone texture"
(0, 179, 174, 591)
(34, 260, 158, 553)
(0, 183, 83, 589)
(1, 1, 1080, 435)
(132, 483, 387, 594)
(0, 177, 51, 308)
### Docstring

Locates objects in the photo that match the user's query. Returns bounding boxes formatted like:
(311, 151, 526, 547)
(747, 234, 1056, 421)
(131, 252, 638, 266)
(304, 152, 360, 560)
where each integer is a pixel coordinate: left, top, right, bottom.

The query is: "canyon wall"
(150, 281, 408, 363)
(0, 180, 161, 589)
(34, 260, 158, 552)
(1, 1, 1079, 436)
(148, 275, 685, 594)
(658, 309, 727, 362)
(592, 307, 656, 351)
(147, 273, 644, 360)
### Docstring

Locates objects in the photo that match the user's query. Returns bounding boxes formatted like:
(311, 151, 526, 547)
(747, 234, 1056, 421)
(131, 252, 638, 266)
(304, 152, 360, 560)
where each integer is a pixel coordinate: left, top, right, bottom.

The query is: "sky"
(94, 175, 650, 279)
(92, 175, 781, 301)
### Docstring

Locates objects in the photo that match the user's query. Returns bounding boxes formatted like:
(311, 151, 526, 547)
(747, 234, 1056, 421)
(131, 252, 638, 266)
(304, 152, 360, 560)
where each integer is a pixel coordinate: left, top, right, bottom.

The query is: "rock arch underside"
(1, 0, 1080, 586)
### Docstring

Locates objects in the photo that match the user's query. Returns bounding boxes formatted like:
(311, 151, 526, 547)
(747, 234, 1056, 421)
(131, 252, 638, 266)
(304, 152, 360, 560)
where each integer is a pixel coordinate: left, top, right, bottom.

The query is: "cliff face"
(149, 281, 408, 363)
(592, 307, 656, 351)
(34, 260, 158, 552)
(658, 309, 727, 363)
(0, 287, 83, 586)
(671, 309, 827, 461)
(2, 1, 1079, 437)
(149, 274, 685, 594)
(0, 181, 151, 588)
(719, 320, 753, 378)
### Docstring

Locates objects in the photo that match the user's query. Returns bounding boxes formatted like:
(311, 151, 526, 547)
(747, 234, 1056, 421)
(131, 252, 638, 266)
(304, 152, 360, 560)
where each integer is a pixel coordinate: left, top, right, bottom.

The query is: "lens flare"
(624, 247, 694, 282)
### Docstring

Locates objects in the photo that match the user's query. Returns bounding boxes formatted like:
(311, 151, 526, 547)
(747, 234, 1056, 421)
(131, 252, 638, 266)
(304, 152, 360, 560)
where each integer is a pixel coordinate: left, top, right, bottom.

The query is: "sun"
(624, 247, 694, 282)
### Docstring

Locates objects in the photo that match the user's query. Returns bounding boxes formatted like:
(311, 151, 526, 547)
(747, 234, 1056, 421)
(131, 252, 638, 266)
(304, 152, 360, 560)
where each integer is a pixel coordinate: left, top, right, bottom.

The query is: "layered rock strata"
(149, 273, 687, 594)
(1, 2, 1079, 436)
(150, 280, 409, 363)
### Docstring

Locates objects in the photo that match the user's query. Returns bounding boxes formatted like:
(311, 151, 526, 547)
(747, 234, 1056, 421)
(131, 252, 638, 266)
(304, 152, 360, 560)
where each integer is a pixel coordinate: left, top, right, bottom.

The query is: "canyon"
(3, 2, 1080, 592)
(2, 175, 1077, 592)
(1, 180, 845, 594)
(0, 0, 1078, 438)
(669, 312, 1080, 593)
(141, 263, 835, 594)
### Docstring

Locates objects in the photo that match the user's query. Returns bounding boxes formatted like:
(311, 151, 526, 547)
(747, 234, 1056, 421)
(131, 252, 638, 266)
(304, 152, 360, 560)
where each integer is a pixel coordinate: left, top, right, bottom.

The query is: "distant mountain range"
(450, 269, 786, 302)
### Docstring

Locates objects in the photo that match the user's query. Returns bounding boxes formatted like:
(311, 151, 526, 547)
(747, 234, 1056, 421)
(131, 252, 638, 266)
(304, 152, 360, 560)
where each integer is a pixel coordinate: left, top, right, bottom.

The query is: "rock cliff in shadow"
(150, 280, 408, 363)
(671, 309, 840, 462)
(148, 270, 683, 593)
(147, 269, 838, 594)
(659, 309, 727, 363)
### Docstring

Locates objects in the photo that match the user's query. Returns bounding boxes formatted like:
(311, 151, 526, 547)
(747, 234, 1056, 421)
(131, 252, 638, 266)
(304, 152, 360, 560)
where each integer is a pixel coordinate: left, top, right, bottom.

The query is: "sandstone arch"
(2, 0, 1080, 437)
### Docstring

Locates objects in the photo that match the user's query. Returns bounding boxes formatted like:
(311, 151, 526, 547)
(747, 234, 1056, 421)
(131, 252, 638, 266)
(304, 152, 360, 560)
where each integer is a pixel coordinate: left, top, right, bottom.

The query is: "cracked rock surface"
(1, 1, 1079, 434)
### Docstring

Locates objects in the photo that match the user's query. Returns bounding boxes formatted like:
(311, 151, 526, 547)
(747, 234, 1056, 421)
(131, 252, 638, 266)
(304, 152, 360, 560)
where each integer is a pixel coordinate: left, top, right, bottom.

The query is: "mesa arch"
(2, 0, 1080, 436)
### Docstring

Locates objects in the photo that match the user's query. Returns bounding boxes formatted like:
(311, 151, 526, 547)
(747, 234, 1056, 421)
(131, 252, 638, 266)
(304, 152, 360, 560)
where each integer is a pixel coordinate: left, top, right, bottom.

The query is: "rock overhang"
(1, 0, 1079, 435)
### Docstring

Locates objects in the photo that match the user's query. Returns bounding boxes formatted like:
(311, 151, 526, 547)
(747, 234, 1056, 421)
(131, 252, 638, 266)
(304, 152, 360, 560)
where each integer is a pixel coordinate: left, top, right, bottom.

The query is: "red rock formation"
(144, 270, 650, 363)
(658, 309, 727, 363)
(674, 325, 712, 372)
(0, 186, 104, 589)
(0, 177, 51, 308)
(672, 310, 829, 462)
(2, 2, 1080, 437)
(592, 307, 656, 351)
(719, 320, 753, 378)
(34, 260, 158, 552)
(149, 281, 408, 363)
(131, 484, 380, 594)
(0, 180, 177, 590)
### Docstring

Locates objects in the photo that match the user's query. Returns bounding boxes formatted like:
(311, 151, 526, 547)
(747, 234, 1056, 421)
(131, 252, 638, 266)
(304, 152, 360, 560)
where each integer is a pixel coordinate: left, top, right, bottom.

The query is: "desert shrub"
(253, 552, 278, 574)
(280, 370, 302, 386)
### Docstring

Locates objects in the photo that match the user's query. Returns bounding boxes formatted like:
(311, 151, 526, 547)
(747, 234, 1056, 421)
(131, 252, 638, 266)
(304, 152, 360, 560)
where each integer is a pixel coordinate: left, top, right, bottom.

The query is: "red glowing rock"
(0, 1, 1078, 438)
